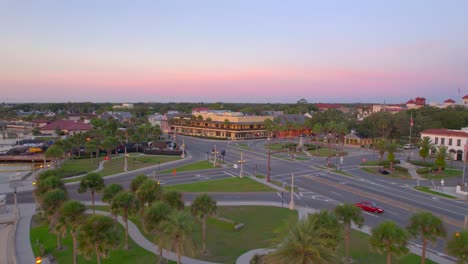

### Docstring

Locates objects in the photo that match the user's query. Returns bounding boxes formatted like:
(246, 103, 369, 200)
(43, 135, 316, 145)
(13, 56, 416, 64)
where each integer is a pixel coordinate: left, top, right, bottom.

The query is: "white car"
(403, 144, 415, 149)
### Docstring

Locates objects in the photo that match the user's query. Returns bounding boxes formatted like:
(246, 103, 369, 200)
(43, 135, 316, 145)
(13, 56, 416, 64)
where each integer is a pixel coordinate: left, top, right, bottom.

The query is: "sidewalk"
(400, 160, 425, 180)
(16, 203, 36, 264)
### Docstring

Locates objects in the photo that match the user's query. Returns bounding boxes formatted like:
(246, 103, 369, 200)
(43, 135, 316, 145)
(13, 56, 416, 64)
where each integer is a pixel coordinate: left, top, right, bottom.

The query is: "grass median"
(413, 186, 456, 199)
(30, 214, 157, 264)
(164, 176, 276, 192)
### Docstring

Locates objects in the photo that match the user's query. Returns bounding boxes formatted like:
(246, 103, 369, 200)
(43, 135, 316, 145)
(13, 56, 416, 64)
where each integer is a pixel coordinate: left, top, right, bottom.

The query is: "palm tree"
(376, 139, 387, 161)
(312, 123, 323, 150)
(191, 194, 217, 254)
(335, 203, 364, 264)
(101, 183, 123, 224)
(265, 217, 336, 264)
(112, 191, 137, 250)
(42, 189, 68, 226)
(419, 137, 432, 162)
(130, 174, 149, 192)
(162, 190, 184, 210)
(386, 141, 398, 170)
(51, 215, 67, 250)
(45, 144, 64, 167)
(144, 201, 172, 263)
(136, 180, 162, 215)
(446, 230, 468, 264)
(78, 215, 119, 264)
(308, 210, 342, 251)
(435, 146, 447, 173)
(60, 200, 86, 264)
(407, 212, 446, 264)
(85, 139, 98, 160)
(370, 220, 409, 264)
(78, 173, 105, 214)
(156, 211, 196, 264)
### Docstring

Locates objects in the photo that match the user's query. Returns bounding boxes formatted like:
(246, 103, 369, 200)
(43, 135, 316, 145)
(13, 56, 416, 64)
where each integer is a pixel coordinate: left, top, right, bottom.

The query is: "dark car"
(355, 201, 384, 214)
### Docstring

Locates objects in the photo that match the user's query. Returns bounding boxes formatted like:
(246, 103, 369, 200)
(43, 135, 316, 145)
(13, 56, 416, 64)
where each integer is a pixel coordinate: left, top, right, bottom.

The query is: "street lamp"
(238, 152, 246, 178)
(289, 173, 295, 210)
(212, 144, 218, 167)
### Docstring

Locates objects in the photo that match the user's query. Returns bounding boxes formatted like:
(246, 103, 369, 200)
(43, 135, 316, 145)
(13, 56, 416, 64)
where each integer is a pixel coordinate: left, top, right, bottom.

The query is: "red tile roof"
(406, 99, 416, 104)
(39, 120, 93, 131)
(32, 119, 49, 123)
(421, 129, 468, 138)
(315, 103, 342, 109)
(463, 95, 468, 99)
(444, 99, 455, 103)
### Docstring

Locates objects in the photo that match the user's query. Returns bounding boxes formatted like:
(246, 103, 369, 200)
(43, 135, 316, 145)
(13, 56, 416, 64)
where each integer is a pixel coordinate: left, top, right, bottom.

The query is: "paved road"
(8, 135, 467, 263)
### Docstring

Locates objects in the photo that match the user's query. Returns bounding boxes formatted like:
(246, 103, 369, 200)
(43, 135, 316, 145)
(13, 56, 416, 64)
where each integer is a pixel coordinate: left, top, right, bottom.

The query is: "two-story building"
(171, 111, 272, 140)
(420, 128, 468, 161)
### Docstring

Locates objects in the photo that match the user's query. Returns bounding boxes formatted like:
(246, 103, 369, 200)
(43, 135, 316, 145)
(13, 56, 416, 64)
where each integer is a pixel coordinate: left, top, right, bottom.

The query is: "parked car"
(355, 201, 384, 213)
(403, 144, 415, 149)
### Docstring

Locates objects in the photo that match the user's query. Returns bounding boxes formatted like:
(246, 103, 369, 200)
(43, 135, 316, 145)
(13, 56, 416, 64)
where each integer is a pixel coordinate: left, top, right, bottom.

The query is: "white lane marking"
(362, 211, 379, 218)
(223, 171, 237, 177)
(331, 191, 342, 196)
(294, 192, 301, 200)
(384, 209, 398, 215)
(276, 192, 283, 200)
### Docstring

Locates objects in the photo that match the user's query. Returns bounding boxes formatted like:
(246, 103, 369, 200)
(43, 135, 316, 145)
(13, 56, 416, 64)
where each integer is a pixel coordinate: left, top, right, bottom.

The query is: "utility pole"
(239, 152, 245, 178)
(213, 144, 217, 167)
(289, 173, 295, 210)
(267, 150, 271, 182)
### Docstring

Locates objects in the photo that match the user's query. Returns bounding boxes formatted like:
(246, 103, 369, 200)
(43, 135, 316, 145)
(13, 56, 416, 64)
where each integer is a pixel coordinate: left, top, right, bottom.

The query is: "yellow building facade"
(171, 112, 273, 140)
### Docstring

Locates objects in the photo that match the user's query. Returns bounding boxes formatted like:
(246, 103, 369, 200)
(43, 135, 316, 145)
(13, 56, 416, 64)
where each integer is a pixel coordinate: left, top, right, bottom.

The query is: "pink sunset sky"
(1, 1, 467, 103)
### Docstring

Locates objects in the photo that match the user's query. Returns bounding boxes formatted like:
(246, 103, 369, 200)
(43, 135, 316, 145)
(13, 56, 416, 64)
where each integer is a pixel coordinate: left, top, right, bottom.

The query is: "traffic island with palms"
(28, 166, 465, 264)
(17, 131, 466, 264)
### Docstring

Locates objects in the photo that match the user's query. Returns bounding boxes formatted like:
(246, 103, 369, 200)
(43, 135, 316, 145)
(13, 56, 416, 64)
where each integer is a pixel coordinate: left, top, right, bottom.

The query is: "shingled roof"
(39, 120, 93, 131)
(421, 129, 468, 138)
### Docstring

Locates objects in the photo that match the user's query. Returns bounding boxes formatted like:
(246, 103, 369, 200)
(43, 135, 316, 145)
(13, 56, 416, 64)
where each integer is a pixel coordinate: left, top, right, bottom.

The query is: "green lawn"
(30, 214, 157, 264)
(362, 167, 411, 179)
(308, 148, 347, 157)
(160, 160, 216, 174)
(342, 230, 437, 264)
(237, 143, 251, 150)
(418, 168, 462, 179)
(100, 155, 180, 176)
(60, 158, 101, 175)
(131, 206, 298, 263)
(164, 177, 276, 192)
(413, 186, 456, 198)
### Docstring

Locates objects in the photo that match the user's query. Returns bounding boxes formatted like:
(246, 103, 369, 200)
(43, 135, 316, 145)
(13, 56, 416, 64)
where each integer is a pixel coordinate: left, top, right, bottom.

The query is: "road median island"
(304, 175, 464, 228)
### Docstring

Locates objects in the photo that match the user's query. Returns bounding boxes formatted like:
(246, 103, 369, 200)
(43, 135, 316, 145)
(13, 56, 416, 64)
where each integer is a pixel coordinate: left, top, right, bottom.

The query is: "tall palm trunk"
(386, 242, 392, 264)
(95, 244, 101, 264)
(158, 246, 163, 264)
(92, 191, 95, 214)
(56, 235, 62, 249)
(177, 238, 182, 264)
(125, 214, 129, 250)
(421, 238, 427, 264)
(72, 233, 78, 264)
(345, 224, 350, 264)
(202, 216, 207, 253)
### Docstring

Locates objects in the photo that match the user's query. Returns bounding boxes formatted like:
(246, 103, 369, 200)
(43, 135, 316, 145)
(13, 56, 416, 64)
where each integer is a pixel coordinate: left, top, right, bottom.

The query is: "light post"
(124, 136, 128, 172)
(335, 153, 339, 169)
(212, 144, 218, 167)
(238, 152, 246, 178)
(289, 173, 295, 210)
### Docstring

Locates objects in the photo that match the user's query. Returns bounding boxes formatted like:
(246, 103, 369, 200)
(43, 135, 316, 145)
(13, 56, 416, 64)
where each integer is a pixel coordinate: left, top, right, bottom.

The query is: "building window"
(448, 138, 452, 146)
(457, 139, 461, 146)
(435, 137, 438, 144)
(441, 138, 445, 145)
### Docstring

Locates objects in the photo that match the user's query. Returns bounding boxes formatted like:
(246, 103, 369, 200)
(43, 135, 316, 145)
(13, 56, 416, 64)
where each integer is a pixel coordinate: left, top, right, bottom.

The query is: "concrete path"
(400, 160, 425, 180)
(16, 203, 36, 264)
(18, 200, 456, 264)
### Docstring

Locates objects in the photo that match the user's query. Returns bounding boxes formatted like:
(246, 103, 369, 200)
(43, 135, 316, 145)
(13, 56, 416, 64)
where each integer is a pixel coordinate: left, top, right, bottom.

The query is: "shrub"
(409, 160, 433, 167)
(394, 166, 408, 172)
